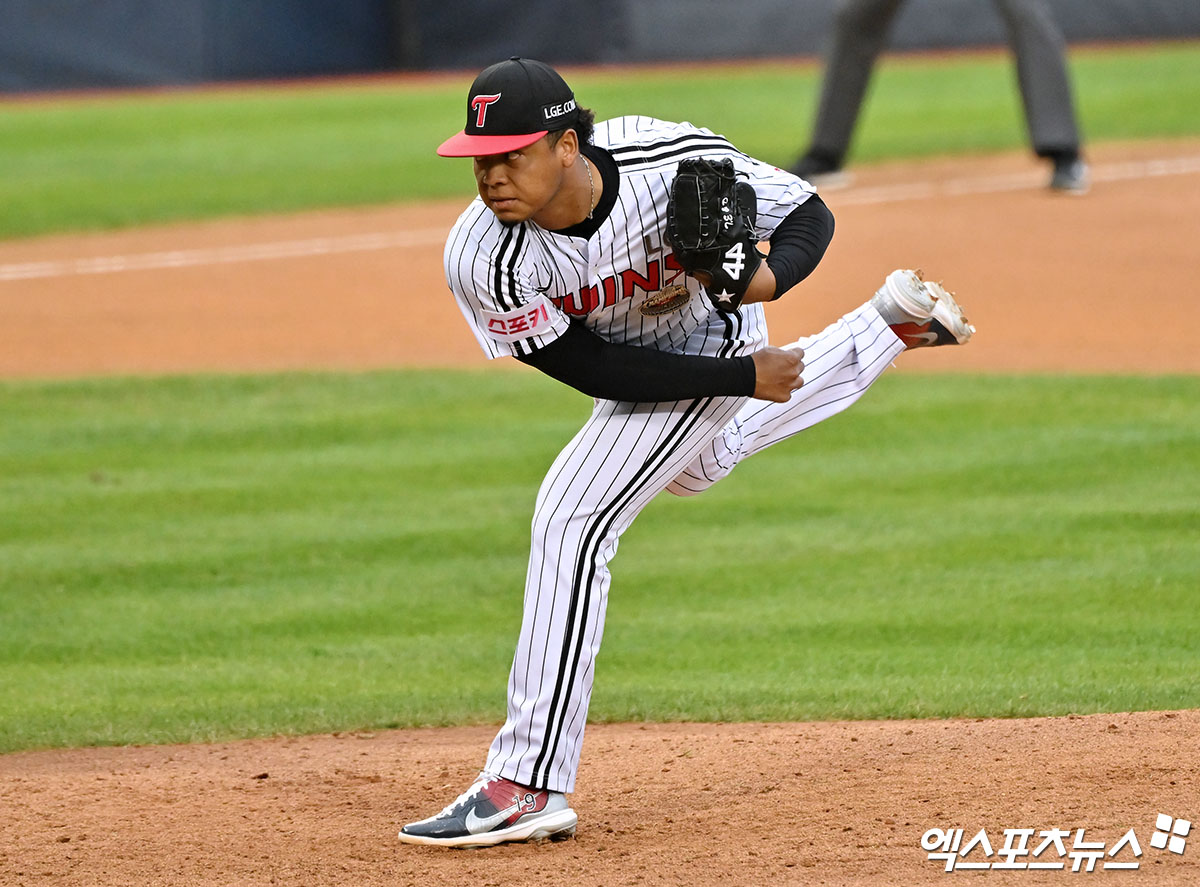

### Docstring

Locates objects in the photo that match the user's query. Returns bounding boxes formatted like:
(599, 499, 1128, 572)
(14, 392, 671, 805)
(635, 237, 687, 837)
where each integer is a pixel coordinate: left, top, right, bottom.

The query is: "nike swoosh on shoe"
(464, 801, 523, 834)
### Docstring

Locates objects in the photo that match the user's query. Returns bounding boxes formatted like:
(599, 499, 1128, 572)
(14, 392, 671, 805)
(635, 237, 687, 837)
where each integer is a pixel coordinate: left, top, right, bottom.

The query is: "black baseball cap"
(437, 57, 580, 157)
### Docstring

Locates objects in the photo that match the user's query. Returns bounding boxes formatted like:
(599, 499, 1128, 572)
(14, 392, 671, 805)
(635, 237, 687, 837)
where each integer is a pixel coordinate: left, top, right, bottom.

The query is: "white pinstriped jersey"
(443, 116, 817, 362)
(435, 117, 909, 800)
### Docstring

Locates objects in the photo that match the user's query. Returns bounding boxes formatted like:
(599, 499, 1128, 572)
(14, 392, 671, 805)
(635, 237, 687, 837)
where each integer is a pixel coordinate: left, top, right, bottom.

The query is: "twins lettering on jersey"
(551, 252, 687, 316)
(481, 250, 690, 346)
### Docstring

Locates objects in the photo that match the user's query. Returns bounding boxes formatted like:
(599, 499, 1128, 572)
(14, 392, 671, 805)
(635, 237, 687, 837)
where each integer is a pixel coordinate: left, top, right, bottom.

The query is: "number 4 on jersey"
(722, 241, 747, 281)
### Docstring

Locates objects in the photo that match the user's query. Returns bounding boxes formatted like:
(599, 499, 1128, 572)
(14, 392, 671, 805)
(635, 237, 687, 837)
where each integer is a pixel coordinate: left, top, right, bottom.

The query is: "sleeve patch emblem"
(480, 293, 558, 343)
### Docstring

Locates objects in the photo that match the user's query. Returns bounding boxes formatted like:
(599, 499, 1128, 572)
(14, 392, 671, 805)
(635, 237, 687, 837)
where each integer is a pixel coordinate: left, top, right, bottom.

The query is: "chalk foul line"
(835, 154, 1200, 205)
(3, 155, 1199, 282)
(0, 229, 449, 282)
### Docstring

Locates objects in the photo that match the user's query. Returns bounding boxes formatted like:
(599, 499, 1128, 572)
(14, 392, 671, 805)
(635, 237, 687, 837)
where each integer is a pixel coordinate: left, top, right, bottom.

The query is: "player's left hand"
(665, 158, 764, 312)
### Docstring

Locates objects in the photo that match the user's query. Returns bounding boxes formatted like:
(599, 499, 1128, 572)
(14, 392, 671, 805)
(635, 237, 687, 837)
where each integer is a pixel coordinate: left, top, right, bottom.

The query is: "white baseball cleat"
(870, 269, 975, 348)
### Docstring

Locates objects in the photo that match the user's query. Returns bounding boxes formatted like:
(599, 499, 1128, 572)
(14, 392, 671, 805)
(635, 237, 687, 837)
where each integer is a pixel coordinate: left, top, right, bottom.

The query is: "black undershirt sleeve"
(764, 194, 835, 300)
(516, 322, 757, 402)
(513, 190, 830, 401)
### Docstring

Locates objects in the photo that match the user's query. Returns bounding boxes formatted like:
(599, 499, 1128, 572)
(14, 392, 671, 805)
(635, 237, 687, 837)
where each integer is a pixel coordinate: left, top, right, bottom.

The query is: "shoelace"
(438, 771, 499, 817)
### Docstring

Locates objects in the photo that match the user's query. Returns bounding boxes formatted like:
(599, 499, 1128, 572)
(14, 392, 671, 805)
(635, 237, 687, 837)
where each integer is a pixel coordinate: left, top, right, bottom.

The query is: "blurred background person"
(791, 0, 1089, 192)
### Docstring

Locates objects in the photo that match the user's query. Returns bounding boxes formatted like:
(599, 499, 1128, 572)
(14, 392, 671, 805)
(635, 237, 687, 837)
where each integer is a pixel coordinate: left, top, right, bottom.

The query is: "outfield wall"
(404, 0, 1200, 69)
(2, 0, 1199, 92)
(0, 0, 396, 91)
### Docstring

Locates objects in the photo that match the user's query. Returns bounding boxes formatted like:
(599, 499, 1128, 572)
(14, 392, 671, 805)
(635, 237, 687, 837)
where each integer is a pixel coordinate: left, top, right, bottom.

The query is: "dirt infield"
(3, 713, 1197, 886)
(2, 141, 1199, 885)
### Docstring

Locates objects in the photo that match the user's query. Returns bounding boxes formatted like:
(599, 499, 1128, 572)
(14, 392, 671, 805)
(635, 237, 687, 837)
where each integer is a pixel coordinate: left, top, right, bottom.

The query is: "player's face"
(473, 134, 571, 226)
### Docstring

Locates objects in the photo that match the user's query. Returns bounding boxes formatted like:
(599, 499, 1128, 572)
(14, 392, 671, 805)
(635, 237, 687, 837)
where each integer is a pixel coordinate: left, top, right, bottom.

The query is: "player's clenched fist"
(751, 346, 805, 402)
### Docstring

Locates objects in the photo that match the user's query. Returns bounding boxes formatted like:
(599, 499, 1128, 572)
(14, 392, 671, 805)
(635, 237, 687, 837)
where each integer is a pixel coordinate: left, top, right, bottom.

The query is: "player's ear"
(553, 128, 579, 166)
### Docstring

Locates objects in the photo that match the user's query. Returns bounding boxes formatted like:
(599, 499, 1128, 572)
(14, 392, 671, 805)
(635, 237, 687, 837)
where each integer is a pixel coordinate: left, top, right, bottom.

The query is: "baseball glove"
(665, 157, 763, 312)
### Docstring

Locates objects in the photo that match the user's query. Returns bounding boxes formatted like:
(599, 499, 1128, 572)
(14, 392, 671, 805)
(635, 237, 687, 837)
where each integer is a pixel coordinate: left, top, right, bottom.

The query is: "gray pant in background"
(808, 0, 1082, 163)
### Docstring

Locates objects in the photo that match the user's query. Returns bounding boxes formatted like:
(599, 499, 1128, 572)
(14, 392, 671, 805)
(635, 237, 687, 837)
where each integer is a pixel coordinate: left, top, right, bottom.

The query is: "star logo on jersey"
(711, 288, 740, 311)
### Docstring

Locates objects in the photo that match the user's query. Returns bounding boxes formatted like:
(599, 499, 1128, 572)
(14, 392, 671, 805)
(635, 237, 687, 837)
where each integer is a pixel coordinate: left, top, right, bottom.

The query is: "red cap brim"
(436, 129, 548, 157)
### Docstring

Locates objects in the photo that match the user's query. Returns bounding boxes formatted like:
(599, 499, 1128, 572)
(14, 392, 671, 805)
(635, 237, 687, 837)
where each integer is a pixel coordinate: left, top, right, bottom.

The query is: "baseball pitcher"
(398, 57, 974, 848)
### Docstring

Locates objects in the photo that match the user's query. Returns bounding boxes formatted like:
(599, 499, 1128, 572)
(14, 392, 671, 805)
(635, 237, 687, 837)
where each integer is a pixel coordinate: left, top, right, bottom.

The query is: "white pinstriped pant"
(485, 303, 906, 792)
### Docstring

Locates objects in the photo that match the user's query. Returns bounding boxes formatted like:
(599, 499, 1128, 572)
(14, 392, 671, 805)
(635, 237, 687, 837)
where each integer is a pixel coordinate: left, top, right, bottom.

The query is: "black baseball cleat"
(1049, 157, 1090, 194)
(789, 149, 853, 190)
(398, 772, 577, 848)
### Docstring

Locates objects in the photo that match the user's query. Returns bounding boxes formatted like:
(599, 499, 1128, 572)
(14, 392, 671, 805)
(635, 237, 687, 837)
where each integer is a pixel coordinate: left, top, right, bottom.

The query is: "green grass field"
(1, 42, 1199, 238)
(1, 43, 1198, 754)
(1, 372, 1197, 753)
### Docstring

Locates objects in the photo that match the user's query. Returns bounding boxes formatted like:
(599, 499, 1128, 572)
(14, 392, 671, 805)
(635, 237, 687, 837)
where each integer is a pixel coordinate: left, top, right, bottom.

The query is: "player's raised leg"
(668, 270, 974, 496)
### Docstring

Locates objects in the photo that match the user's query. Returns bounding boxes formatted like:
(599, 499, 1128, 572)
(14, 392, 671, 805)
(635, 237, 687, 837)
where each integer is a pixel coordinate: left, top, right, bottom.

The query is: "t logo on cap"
(437, 57, 580, 158)
(472, 94, 502, 128)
